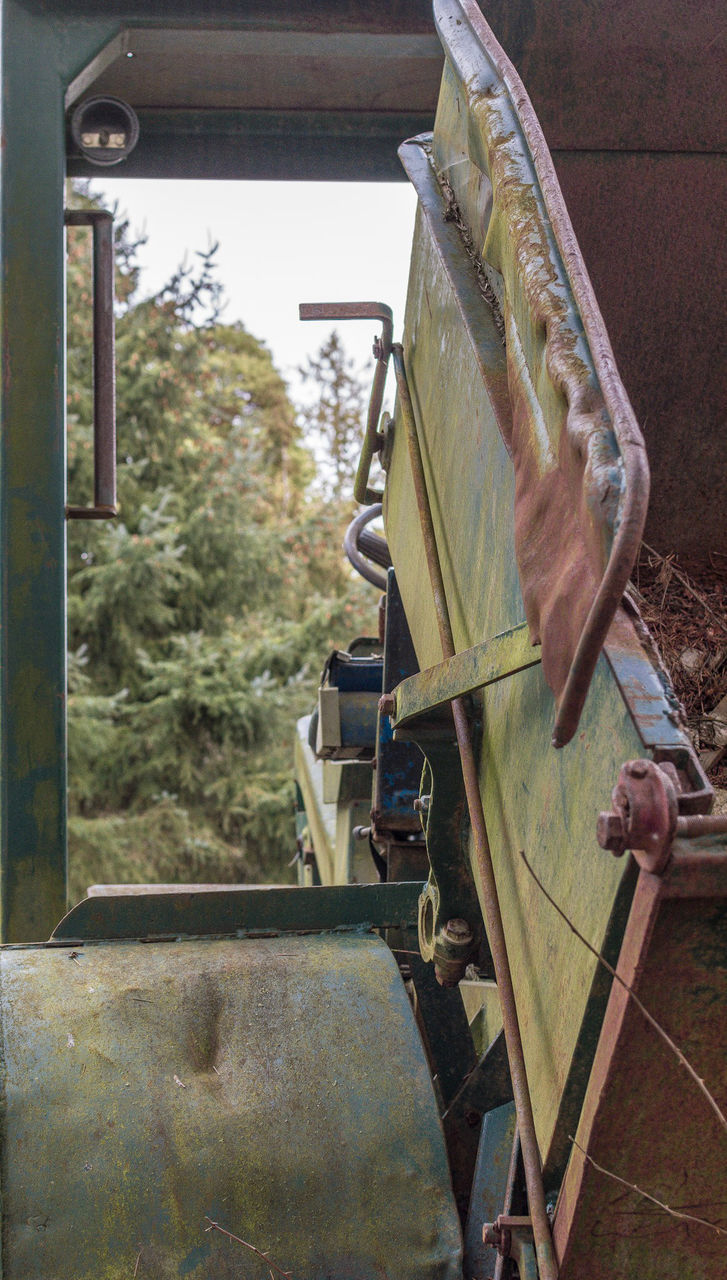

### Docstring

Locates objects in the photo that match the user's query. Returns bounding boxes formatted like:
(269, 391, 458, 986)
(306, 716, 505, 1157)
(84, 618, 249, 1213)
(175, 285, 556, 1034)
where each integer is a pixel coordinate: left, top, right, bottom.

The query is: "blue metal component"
(374, 571, 423, 834)
(464, 1103, 517, 1280)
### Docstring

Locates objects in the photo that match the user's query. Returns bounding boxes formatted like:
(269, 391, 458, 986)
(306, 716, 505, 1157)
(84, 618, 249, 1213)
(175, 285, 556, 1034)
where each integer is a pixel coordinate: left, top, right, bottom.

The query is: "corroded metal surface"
(425, 0, 650, 747)
(554, 840, 727, 1276)
(0, 933, 462, 1279)
(392, 623, 540, 728)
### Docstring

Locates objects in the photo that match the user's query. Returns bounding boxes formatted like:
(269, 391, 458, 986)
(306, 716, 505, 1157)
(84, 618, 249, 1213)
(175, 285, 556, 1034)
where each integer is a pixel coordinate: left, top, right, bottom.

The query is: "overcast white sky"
(94, 177, 418, 400)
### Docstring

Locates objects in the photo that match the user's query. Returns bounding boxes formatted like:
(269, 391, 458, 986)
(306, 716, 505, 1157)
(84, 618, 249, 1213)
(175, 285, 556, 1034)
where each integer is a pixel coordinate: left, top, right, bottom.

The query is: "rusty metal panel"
(553, 840, 727, 1277)
(0, 933, 462, 1279)
(421, 0, 649, 748)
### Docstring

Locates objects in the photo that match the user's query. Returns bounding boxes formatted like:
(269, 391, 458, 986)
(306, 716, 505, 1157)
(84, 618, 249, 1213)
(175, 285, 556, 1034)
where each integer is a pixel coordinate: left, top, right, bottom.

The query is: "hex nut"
(378, 693, 396, 718)
(597, 811, 627, 855)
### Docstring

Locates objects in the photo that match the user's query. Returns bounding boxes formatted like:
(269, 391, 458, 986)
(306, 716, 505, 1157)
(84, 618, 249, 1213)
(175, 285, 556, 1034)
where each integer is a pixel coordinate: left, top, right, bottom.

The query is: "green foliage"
(298, 329, 368, 500)
(66, 186, 373, 900)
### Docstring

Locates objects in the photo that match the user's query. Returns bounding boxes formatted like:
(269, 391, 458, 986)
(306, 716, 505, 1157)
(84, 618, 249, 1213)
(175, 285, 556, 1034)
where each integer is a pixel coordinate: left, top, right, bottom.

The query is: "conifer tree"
(66, 189, 372, 901)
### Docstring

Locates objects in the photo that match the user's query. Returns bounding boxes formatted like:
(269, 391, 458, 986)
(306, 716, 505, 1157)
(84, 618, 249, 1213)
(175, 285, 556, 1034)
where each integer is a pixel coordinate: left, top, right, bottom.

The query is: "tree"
(298, 329, 369, 500)
(66, 188, 374, 902)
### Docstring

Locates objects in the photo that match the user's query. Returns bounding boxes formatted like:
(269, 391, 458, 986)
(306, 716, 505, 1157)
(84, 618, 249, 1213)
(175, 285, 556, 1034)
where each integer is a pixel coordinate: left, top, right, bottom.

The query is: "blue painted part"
(339, 695, 379, 750)
(604, 640, 688, 748)
(464, 1102, 517, 1280)
(329, 653, 383, 693)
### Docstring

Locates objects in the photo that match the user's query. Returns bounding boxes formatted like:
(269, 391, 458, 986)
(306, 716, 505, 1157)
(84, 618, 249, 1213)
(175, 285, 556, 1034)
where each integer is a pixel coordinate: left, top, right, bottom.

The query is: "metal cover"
(0, 933, 462, 1279)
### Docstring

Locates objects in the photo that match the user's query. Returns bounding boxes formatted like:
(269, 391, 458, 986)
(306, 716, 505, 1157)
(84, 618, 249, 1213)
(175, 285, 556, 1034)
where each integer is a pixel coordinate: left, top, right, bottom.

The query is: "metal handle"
(299, 301, 393, 505)
(64, 209, 117, 519)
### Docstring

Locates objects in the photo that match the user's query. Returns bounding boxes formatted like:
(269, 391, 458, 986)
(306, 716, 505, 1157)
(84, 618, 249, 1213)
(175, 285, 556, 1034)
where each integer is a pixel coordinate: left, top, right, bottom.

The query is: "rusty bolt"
(483, 1221, 511, 1255)
(596, 810, 627, 855)
(413, 793, 430, 814)
(434, 918, 474, 987)
(378, 693, 396, 718)
(625, 759, 649, 779)
(443, 918, 473, 945)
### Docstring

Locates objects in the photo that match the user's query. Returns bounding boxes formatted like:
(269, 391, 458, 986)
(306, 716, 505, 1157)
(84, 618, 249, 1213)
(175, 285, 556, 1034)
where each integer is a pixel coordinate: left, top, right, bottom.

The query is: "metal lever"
(65, 209, 117, 519)
(299, 301, 393, 505)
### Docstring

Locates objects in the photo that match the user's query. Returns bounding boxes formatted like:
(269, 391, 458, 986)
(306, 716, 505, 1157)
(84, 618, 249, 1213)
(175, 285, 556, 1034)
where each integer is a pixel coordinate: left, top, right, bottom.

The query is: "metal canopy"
(64, 8, 444, 181)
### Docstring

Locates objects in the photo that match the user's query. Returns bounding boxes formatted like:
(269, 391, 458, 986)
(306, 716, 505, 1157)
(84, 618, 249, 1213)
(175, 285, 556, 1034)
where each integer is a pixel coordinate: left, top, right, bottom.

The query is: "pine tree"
(298, 329, 368, 500)
(66, 189, 374, 902)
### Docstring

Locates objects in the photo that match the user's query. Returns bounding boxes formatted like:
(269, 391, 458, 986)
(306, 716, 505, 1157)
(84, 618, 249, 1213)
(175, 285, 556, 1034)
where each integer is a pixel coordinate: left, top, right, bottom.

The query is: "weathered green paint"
(0, 932, 462, 1278)
(393, 622, 540, 728)
(51, 880, 425, 942)
(383, 39, 651, 1180)
(294, 717, 374, 884)
(0, 2, 120, 942)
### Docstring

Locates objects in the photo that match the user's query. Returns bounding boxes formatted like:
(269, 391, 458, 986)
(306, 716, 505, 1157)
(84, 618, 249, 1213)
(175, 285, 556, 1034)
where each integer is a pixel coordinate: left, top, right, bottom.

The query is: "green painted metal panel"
(1, 0, 70, 943)
(383, 58, 646, 1183)
(0, 932, 463, 1278)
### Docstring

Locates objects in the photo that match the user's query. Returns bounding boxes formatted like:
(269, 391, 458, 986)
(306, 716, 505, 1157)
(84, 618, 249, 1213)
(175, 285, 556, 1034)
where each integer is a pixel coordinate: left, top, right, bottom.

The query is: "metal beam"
(51, 880, 425, 942)
(0, 3, 118, 941)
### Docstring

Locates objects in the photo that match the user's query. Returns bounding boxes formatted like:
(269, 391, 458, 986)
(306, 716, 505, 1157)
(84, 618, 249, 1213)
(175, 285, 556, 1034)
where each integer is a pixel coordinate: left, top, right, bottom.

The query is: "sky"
(93, 177, 418, 401)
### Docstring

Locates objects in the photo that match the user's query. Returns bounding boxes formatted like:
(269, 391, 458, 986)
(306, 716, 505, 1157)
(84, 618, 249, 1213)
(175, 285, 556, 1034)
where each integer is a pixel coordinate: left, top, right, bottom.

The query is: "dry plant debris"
(632, 545, 727, 789)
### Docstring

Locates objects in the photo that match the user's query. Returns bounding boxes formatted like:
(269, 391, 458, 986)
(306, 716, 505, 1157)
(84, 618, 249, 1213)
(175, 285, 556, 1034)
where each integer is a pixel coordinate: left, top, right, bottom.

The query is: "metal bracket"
(413, 747, 485, 986)
(299, 300, 393, 504)
(597, 757, 727, 874)
(483, 1215, 537, 1278)
(390, 622, 541, 732)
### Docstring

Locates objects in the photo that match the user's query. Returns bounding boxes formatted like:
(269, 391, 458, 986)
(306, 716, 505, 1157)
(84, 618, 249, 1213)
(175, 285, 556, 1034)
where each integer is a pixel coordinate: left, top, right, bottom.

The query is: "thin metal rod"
(64, 209, 117, 518)
(392, 343, 558, 1280)
(676, 813, 727, 838)
(91, 213, 116, 511)
(298, 301, 393, 504)
(493, 1128, 522, 1280)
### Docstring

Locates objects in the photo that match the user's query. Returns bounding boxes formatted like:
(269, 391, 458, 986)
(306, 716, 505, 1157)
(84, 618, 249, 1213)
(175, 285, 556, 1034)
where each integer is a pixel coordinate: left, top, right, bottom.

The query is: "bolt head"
(625, 759, 649, 779)
(443, 917, 473, 945)
(378, 693, 396, 718)
(597, 811, 627, 855)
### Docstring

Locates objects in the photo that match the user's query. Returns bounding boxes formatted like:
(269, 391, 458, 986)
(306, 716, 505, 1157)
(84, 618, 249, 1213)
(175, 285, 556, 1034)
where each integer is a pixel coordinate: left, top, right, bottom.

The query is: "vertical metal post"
(0, 1, 69, 939)
(0, 3, 116, 941)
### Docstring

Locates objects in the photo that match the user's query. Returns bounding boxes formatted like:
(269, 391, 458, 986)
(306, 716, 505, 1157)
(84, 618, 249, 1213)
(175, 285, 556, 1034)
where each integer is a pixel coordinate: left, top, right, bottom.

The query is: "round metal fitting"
(70, 95, 140, 167)
(433, 917, 475, 988)
(597, 758, 678, 874)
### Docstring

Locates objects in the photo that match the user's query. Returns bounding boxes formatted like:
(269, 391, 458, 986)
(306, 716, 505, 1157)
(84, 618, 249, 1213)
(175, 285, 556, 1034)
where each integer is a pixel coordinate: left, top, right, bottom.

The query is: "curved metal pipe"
(343, 504, 391, 591)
